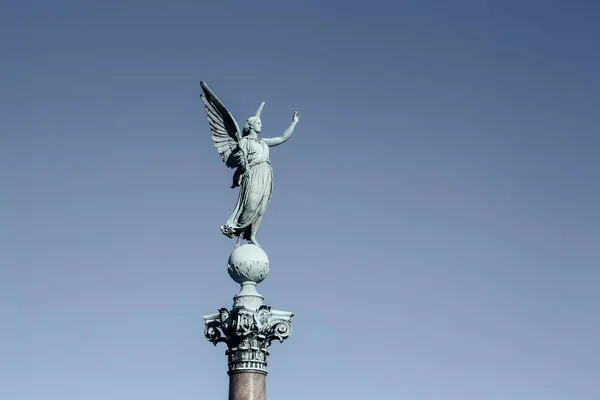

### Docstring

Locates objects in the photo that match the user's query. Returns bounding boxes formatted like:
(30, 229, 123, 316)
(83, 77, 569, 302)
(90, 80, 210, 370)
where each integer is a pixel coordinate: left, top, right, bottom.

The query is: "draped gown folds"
(221, 136, 273, 240)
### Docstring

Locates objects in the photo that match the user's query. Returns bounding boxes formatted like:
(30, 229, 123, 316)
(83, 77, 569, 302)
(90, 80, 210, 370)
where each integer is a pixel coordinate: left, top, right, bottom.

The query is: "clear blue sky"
(1, 1, 599, 399)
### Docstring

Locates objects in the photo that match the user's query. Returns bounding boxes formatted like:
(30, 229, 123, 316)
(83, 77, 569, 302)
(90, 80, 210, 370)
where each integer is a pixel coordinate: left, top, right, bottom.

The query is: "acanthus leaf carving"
(203, 304, 293, 374)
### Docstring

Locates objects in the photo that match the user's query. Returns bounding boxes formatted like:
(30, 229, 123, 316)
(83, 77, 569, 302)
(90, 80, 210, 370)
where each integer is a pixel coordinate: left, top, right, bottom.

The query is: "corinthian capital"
(203, 305, 293, 374)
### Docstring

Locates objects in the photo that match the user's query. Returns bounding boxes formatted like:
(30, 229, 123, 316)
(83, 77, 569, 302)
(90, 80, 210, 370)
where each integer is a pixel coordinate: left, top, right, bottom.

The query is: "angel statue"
(200, 81, 299, 248)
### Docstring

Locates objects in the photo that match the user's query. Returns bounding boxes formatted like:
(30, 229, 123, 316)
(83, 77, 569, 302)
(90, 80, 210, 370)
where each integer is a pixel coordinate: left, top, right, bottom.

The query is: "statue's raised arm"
(262, 111, 300, 147)
(199, 81, 299, 248)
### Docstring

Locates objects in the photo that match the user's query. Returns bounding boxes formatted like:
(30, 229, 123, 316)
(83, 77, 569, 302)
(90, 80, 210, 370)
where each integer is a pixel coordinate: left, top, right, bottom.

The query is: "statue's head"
(243, 102, 265, 135)
(244, 116, 262, 134)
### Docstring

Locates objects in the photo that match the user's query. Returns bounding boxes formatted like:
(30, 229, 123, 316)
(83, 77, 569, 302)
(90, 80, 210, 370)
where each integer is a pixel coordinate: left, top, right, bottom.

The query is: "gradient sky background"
(1, 1, 599, 399)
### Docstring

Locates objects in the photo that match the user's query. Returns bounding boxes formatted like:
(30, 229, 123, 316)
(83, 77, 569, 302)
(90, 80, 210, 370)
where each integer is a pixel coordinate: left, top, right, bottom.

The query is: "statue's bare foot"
(221, 225, 235, 238)
(249, 236, 261, 248)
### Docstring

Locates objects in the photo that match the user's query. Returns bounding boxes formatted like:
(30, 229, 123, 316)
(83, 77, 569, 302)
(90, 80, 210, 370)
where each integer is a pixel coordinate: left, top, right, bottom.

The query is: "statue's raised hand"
(293, 111, 300, 123)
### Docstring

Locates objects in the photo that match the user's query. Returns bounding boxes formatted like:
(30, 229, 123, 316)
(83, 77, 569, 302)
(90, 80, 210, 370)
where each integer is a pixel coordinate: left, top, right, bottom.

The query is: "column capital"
(203, 305, 293, 374)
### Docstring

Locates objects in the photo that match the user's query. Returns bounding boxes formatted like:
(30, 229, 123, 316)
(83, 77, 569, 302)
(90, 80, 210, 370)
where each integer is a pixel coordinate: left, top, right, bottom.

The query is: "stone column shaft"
(228, 371, 266, 400)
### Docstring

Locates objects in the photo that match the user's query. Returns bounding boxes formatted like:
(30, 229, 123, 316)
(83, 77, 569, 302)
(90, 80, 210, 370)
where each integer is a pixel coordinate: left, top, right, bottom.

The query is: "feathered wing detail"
(200, 81, 244, 169)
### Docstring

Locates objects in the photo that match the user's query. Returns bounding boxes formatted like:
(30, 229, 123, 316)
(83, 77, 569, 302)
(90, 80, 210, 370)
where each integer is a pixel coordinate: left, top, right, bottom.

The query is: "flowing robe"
(222, 136, 273, 239)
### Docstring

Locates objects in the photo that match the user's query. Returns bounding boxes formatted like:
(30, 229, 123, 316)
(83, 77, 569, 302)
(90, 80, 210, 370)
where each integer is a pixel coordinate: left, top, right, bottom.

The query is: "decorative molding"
(227, 260, 270, 284)
(232, 292, 264, 310)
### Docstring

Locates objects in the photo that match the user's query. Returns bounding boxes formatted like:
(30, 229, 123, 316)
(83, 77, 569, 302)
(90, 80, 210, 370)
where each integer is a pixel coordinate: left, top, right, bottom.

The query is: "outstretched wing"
(200, 81, 244, 169)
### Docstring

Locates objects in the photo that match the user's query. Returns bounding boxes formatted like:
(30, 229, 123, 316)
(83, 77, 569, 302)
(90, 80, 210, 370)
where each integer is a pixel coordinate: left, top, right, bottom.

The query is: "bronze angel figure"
(200, 81, 299, 248)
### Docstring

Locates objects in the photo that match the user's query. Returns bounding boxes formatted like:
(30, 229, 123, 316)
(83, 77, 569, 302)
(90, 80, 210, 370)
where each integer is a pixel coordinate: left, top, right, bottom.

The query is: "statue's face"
(251, 118, 262, 133)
